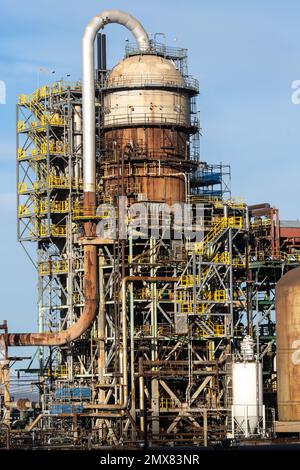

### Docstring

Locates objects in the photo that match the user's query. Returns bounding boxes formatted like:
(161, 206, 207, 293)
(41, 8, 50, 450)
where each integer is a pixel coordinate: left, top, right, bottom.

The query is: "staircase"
(194, 217, 243, 255)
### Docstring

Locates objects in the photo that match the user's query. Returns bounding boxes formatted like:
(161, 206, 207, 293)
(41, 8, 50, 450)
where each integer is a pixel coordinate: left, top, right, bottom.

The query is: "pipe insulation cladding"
(1, 9, 149, 347)
(82, 9, 150, 194)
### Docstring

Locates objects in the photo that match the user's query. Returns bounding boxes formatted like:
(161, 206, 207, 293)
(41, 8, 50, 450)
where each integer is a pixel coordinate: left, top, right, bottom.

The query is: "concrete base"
(275, 421, 300, 433)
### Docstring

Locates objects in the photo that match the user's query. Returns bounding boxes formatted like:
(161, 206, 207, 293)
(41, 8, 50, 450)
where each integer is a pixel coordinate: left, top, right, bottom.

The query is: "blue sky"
(0, 0, 299, 350)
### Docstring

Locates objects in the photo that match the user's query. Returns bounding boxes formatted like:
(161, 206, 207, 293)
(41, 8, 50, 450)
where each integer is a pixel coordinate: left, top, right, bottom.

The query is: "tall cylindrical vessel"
(100, 53, 198, 205)
(276, 267, 300, 421)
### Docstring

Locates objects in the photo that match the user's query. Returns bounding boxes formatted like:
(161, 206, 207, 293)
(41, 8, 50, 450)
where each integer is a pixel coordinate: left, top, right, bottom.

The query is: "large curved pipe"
(3, 10, 149, 347)
(82, 9, 149, 194)
(6, 245, 97, 346)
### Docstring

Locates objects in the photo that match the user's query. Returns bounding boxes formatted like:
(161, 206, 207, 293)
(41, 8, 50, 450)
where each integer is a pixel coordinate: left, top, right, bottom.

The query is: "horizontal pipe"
(248, 203, 271, 210)
(10, 399, 40, 411)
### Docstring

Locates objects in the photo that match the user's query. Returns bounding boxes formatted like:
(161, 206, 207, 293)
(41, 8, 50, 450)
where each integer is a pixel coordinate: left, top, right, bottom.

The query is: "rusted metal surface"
(102, 127, 189, 205)
(275, 421, 300, 433)
(103, 168, 186, 205)
(10, 399, 39, 411)
(276, 267, 300, 421)
(100, 54, 193, 206)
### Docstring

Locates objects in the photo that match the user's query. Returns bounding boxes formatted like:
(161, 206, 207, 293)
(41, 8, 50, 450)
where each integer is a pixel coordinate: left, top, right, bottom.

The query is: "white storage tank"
(232, 336, 264, 436)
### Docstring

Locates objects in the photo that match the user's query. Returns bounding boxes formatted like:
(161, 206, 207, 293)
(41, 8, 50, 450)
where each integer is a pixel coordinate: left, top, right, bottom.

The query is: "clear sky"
(0, 0, 299, 349)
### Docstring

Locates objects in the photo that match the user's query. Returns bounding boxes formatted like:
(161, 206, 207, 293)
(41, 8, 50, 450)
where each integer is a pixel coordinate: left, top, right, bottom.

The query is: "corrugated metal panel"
(54, 387, 91, 400)
(280, 220, 300, 228)
(49, 404, 84, 415)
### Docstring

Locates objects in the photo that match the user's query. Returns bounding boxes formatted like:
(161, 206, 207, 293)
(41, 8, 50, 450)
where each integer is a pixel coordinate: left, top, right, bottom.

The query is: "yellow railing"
(180, 274, 199, 287)
(40, 225, 67, 237)
(40, 200, 69, 214)
(160, 398, 175, 410)
(47, 364, 68, 378)
(39, 259, 81, 275)
(18, 204, 38, 218)
(212, 251, 230, 264)
(31, 114, 65, 128)
(72, 205, 112, 220)
(48, 175, 83, 190)
(188, 195, 245, 209)
(135, 288, 151, 300)
(39, 260, 68, 275)
(18, 182, 29, 194)
(18, 142, 67, 160)
(40, 141, 68, 155)
(232, 256, 246, 267)
(282, 252, 300, 262)
(41, 114, 65, 126)
(72, 293, 82, 304)
(17, 120, 26, 132)
(17, 148, 26, 160)
(193, 217, 244, 255)
(251, 218, 272, 228)
(180, 302, 207, 314)
(196, 320, 225, 337)
(18, 81, 81, 107)
(202, 289, 227, 302)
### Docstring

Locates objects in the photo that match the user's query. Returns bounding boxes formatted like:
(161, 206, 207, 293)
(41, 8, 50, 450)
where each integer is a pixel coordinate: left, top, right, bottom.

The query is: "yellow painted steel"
(193, 216, 244, 255)
(17, 120, 26, 132)
(40, 224, 67, 238)
(202, 289, 226, 302)
(195, 321, 225, 337)
(40, 200, 69, 214)
(47, 364, 68, 378)
(160, 398, 175, 410)
(39, 259, 81, 276)
(18, 81, 81, 108)
(251, 218, 272, 228)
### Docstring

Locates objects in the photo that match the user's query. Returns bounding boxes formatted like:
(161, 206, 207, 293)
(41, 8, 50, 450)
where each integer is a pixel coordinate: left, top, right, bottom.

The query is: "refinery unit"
(1, 9, 300, 449)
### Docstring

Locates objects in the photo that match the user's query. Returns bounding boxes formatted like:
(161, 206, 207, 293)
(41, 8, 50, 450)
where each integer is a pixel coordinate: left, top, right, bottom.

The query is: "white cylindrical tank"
(232, 361, 263, 435)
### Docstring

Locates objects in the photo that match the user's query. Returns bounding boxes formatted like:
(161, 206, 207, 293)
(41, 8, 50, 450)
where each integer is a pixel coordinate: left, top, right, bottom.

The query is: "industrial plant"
(1, 8, 300, 449)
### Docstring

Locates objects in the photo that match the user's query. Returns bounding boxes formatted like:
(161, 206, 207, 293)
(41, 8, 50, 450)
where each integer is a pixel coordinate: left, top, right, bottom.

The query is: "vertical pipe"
(150, 237, 159, 440)
(97, 33, 102, 71)
(73, 105, 82, 180)
(102, 34, 107, 71)
(203, 410, 208, 447)
(275, 208, 280, 256)
(98, 255, 105, 403)
(139, 358, 145, 433)
(229, 228, 234, 342)
(129, 236, 136, 438)
(1, 321, 10, 448)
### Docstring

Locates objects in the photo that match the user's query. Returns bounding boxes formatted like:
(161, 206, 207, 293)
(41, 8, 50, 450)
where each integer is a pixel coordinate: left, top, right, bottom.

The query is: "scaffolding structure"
(2, 37, 300, 450)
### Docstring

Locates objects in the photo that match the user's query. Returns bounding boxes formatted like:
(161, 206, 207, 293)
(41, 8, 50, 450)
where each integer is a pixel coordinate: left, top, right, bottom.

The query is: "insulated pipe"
(10, 399, 40, 411)
(6, 245, 97, 346)
(82, 9, 149, 194)
(1, 10, 149, 347)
